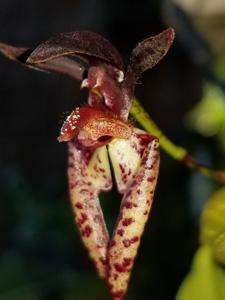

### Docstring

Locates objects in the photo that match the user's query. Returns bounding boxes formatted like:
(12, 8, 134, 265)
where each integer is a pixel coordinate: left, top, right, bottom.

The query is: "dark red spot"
(98, 135, 112, 143)
(143, 210, 148, 215)
(114, 263, 126, 273)
(123, 257, 132, 267)
(106, 280, 113, 291)
(124, 201, 133, 209)
(114, 257, 133, 273)
(99, 167, 105, 173)
(147, 196, 153, 205)
(122, 218, 134, 226)
(68, 151, 73, 157)
(75, 202, 83, 209)
(96, 154, 102, 163)
(147, 176, 155, 182)
(111, 290, 125, 299)
(123, 236, 139, 247)
(70, 183, 77, 189)
(77, 213, 87, 226)
(117, 229, 124, 236)
(119, 164, 125, 174)
(114, 273, 118, 280)
(123, 239, 131, 248)
(82, 225, 92, 237)
(122, 174, 127, 183)
(138, 133, 153, 146)
(129, 179, 137, 189)
(109, 239, 116, 247)
(130, 236, 139, 243)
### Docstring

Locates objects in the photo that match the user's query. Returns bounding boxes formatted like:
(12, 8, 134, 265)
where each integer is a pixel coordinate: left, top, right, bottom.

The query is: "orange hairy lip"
(58, 106, 133, 146)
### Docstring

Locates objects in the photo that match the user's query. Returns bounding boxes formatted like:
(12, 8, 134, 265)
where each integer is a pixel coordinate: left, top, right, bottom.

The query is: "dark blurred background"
(1, 0, 225, 299)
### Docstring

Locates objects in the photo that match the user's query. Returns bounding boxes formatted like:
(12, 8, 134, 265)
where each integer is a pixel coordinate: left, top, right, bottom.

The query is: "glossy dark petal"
(27, 31, 124, 71)
(37, 56, 86, 81)
(0, 42, 86, 80)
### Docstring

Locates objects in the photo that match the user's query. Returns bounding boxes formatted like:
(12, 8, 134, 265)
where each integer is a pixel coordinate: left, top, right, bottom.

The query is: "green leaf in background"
(176, 246, 225, 300)
(176, 187, 225, 300)
(186, 83, 225, 148)
(201, 187, 225, 266)
(214, 53, 225, 82)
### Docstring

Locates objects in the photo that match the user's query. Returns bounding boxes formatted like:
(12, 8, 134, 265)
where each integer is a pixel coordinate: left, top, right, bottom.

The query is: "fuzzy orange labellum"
(58, 106, 133, 147)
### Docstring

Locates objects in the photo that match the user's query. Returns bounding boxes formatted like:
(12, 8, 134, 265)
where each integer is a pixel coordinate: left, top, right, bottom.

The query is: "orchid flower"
(0, 28, 175, 299)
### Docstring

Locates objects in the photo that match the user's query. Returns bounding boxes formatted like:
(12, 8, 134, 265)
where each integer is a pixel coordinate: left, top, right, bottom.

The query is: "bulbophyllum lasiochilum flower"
(0, 28, 175, 299)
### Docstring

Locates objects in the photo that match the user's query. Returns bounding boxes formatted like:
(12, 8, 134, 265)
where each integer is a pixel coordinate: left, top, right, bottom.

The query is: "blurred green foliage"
(176, 246, 225, 300)
(201, 187, 225, 266)
(215, 53, 225, 82)
(186, 83, 225, 152)
(176, 187, 225, 300)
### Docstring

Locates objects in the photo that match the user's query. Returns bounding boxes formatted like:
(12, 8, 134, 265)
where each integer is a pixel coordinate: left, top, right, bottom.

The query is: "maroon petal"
(122, 28, 175, 93)
(36, 56, 86, 80)
(107, 129, 160, 299)
(0, 42, 85, 80)
(68, 141, 112, 279)
(0, 42, 31, 62)
(26, 31, 124, 71)
(83, 64, 126, 117)
(129, 27, 175, 77)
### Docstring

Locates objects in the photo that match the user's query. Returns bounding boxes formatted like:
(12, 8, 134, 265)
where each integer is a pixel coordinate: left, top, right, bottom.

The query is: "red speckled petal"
(107, 129, 160, 299)
(108, 129, 154, 194)
(68, 141, 112, 279)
